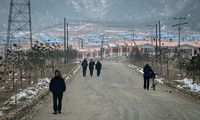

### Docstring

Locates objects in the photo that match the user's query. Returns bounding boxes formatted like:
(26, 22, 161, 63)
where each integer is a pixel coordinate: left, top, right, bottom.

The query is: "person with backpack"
(143, 62, 155, 90)
(95, 60, 102, 77)
(49, 70, 66, 114)
(89, 59, 95, 77)
(81, 58, 88, 77)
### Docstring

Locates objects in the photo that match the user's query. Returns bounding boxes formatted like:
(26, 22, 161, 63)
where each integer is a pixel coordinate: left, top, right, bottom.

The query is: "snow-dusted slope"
(0, 0, 200, 31)
(70, 0, 109, 19)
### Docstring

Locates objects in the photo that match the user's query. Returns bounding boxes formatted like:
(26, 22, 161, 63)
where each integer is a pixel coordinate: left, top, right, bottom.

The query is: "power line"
(147, 24, 158, 68)
(64, 18, 66, 64)
(172, 17, 188, 79)
(100, 34, 104, 60)
(67, 22, 69, 63)
(158, 21, 162, 75)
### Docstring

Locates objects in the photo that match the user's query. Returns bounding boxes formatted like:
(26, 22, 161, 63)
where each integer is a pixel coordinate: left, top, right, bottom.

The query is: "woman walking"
(143, 62, 154, 90)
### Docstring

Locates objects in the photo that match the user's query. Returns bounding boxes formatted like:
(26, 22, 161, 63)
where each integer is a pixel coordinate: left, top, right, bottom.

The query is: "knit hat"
(55, 70, 61, 76)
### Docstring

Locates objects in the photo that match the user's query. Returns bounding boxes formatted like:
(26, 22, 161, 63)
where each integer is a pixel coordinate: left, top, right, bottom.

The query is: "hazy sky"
(0, 0, 199, 31)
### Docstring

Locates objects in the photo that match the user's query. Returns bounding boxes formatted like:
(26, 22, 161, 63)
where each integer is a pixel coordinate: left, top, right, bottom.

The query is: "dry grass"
(0, 62, 77, 106)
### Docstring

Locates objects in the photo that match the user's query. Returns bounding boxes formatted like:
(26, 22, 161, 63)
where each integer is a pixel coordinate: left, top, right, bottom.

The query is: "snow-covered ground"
(128, 64, 200, 94)
(73, 66, 81, 74)
(128, 64, 143, 74)
(4, 78, 50, 105)
(3, 65, 80, 106)
(65, 76, 70, 81)
(174, 78, 200, 93)
(155, 78, 164, 84)
(0, 65, 80, 117)
(0, 111, 3, 116)
(0, 78, 50, 116)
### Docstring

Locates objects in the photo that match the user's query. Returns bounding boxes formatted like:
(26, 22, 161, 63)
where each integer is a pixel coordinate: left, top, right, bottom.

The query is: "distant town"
(1, 22, 199, 61)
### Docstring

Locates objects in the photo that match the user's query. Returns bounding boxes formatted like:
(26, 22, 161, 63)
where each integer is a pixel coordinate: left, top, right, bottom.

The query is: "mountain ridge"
(0, 0, 199, 32)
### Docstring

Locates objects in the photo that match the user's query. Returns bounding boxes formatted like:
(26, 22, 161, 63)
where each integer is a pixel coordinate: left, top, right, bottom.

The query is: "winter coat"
(95, 62, 102, 70)
(81, 60, 88, 68)
(49, 76, 66, 94)
(89, 61, 95, 70)
(143, 64, 154, 78)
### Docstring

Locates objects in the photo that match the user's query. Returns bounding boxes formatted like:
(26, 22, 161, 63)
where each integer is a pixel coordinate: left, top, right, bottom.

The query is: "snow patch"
(65, 76, 69, 81)
(177, 85, 183, 89)
(73, 61, 80, 64)
(0, 111, 3, 116)
(73, 66, 80, 74)
(128, 64, 137, 69)
(138, 68, 144, 74)
(4, 78, 50, 105)
(128, 64, 143, 74)
(155, 78, 164, 84)
(1, 86, 5, 90)
(1, 107, 9, 110)
(174, 78, 200, 93)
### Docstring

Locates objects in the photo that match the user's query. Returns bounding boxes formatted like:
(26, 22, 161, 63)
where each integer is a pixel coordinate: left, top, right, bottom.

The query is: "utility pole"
(78, 39, 80, 48)
(131, 33, 135, 55)
(159, 21, 162, 75)
(28, 0, 33, 49)
(147, 24, 158, 68)
(132, 33, 137, 47)
(132, 34, 134, 42)
(5, 0, 33, 60)
(101, 35, 104, 60)
(81, 38, 83, 49)
(172, 17, 188, 79)
(67, 22, 69, 63)
(166, 47, 169, 77)
(155, 24, 158, 69)
(64, 18, 67, 64)
(128, 30, 137, 55)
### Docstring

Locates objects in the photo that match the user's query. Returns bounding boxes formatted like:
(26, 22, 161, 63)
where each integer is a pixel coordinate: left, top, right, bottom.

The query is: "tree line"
(130, 49, 200, 83)
(0, 43, 77, 91)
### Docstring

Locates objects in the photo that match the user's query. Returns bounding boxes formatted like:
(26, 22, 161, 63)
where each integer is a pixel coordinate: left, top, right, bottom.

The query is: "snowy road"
(31, 61, 200, 120)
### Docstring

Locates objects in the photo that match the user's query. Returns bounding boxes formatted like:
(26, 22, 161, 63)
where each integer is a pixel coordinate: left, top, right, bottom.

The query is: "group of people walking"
(49, 59, 102, 114)
(81, 58, 102, 77)
(49, 59, 154, 115)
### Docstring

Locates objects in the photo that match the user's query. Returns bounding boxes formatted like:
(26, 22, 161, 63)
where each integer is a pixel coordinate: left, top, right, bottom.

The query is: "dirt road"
(31, 61, 200, 120)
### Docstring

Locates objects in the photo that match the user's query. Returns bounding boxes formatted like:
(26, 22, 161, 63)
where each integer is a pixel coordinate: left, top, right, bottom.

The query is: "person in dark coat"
(81, 58, 88, 77)
(95, 60, 102, 77)
(89, 59, 95, 77)
(143, 62, 154, 90)
(49, 70, 66, 114)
